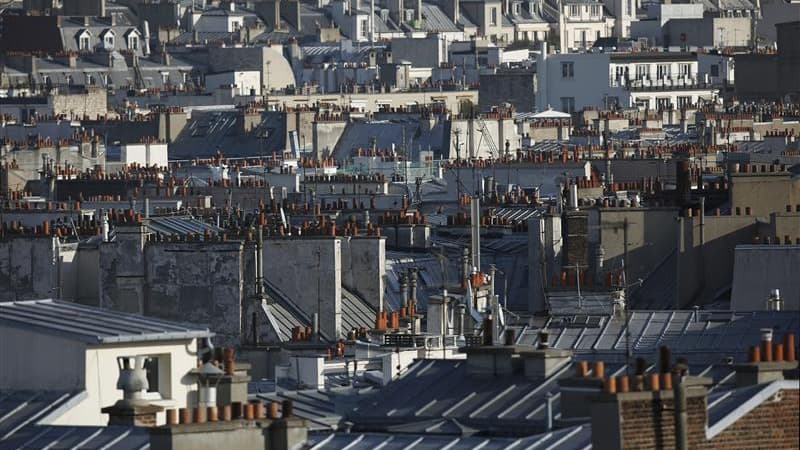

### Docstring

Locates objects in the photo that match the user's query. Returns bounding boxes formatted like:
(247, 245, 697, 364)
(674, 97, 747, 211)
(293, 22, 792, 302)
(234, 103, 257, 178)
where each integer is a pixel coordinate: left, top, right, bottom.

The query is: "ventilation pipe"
(767, 289, 783, 311)
(470, 196, 481, 271)
(142, 20, 151, 56)
(569, 182, 579, 210)
(101, 209, 109, 242)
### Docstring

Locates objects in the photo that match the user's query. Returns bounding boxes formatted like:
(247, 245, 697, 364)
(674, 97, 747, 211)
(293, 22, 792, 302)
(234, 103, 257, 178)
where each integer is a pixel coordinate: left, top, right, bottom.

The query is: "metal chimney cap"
(194, 361, 225, 377)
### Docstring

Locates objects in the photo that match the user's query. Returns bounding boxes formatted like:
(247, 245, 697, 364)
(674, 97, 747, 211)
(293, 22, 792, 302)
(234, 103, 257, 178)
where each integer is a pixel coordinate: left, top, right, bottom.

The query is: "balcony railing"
(609, 75, 715, 91)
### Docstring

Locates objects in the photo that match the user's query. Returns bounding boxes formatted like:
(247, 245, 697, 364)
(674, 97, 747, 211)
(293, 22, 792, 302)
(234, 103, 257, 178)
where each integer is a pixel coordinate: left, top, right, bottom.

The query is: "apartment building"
(542, 0, 615, 51)
(536, 46, 717, 111)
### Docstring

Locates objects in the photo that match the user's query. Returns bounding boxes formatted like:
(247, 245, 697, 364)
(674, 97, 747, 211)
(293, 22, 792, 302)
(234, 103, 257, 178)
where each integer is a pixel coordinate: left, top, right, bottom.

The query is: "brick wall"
(614, 389, 799, 450)
(708, 389, 799, 450)
(618, 395, 707, 450)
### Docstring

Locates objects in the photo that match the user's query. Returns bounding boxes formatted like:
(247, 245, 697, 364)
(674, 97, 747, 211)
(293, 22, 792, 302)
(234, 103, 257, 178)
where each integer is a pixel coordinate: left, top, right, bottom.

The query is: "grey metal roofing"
(253, 388, 346, 431)
(697, 0, 755, 11)
(341, 288, 378, 333)
(385, 252, 462, 311)
(419, 4, 461, 32)
(349, 357, 579, 433)
(146, 215, 224, 236)
(0, 390, 149, 449)
(491, 207, 542, 223)
(348, 356, 741, 435)
(333, 119, 449, 161)
(305, 425, 592, 449)
(170, 110, 286, 159)
(517, 310, 800, 363)
(0, 299, 213, 344)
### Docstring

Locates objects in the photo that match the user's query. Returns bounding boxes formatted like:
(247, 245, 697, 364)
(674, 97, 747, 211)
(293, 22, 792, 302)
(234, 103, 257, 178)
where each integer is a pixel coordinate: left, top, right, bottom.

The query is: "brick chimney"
(734, 331, 797, 387)
(589, 373, 713, 450)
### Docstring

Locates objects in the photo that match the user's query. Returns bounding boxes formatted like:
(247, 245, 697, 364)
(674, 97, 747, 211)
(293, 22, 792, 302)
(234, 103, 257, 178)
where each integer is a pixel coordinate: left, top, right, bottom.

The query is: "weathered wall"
(99, 225, 147, 313)
(479, 69, 536, 112)
(0, 236, 58, 301)
(263, 237, 341, 338)
(314, 120, 348, 158)
(341, 236, 385, 310)
(144, 241, 245, 345)
(50, 87, 108, 120)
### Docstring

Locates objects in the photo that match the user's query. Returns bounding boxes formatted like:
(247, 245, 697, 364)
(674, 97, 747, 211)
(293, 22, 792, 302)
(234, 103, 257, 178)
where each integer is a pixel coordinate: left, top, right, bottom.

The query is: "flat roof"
(0, 299, 213, 344)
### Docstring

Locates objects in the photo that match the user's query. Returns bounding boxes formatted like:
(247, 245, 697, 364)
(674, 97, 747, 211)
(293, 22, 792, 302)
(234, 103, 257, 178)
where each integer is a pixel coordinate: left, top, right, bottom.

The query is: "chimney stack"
(734, 332, 797, 387)
(101, 356, 164, 427)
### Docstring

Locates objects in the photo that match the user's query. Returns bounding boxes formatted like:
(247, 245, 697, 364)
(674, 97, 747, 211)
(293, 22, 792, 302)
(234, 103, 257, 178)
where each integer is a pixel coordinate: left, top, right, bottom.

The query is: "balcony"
(609, 75, 715, 92)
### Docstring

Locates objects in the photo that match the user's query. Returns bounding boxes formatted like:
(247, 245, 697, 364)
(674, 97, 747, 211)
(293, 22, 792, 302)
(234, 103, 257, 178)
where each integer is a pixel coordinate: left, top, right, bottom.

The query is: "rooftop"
(0, 299, 213, 344)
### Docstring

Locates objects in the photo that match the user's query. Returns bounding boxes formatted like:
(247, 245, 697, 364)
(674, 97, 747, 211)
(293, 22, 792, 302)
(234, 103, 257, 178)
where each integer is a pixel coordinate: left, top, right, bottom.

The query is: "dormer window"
(100, 29, 116, 50)
(124, 28, 141, 51)
(76, 29, 92, 51)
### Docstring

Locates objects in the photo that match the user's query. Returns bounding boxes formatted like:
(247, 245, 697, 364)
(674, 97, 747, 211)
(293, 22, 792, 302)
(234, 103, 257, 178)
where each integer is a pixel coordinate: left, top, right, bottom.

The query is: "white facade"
(119, 142, 168, 168)
(0, 325, 201, 426)
(544, 0, 615, 52)
(536, 46, 718, 111)
(205, 70, 262, 96)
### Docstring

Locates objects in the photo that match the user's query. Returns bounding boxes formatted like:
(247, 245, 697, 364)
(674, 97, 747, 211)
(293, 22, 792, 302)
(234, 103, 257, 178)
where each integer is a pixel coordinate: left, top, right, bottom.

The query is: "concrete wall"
(676, 215, 759, 307)
(479, 69, 536, 112)
(99, 225, 147, 314)
(263, 237, 342, 338)
(731, 245, 800, 311)
(50, 88, 108, 120)
(391, 37, 445, 68)
(314, 120, 348, 158)
(340, 236, 385, 310)
(449, 116, 519, 159)
(144, 242, 245, 345)
(0, 237, 58, 301)
(730, 172, 800, 218)
(595, 207, 680, 285)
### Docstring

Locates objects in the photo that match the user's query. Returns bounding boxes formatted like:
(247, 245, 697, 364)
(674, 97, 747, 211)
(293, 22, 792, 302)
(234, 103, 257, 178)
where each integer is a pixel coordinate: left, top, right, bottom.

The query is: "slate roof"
(169, 110, 286, 159)
(516, 310, 799, 363)
(347, 356, 742, 435)
(0, 299, 213, 344)
(419, 4, 462, 32)
(0, 390, 149, 449)
(305, 425, 593, 449)
(253, 388, 347, 431)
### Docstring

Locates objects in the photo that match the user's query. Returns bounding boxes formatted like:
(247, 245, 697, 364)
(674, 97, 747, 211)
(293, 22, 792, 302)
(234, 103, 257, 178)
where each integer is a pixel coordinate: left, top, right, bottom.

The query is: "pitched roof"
(0, 390, 149, 449)
(517, 310, 799, 363)
(0, 299, 213, 344)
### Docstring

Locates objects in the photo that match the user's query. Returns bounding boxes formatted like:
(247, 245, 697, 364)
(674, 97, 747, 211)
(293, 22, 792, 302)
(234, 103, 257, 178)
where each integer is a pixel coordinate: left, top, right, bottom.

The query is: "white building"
(536, 45, 718, 111)
(119, 142, 169, 167)
(0, 299, 213, 426)
(543, 0, 616, 52)
(205, 70, 263, 96)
